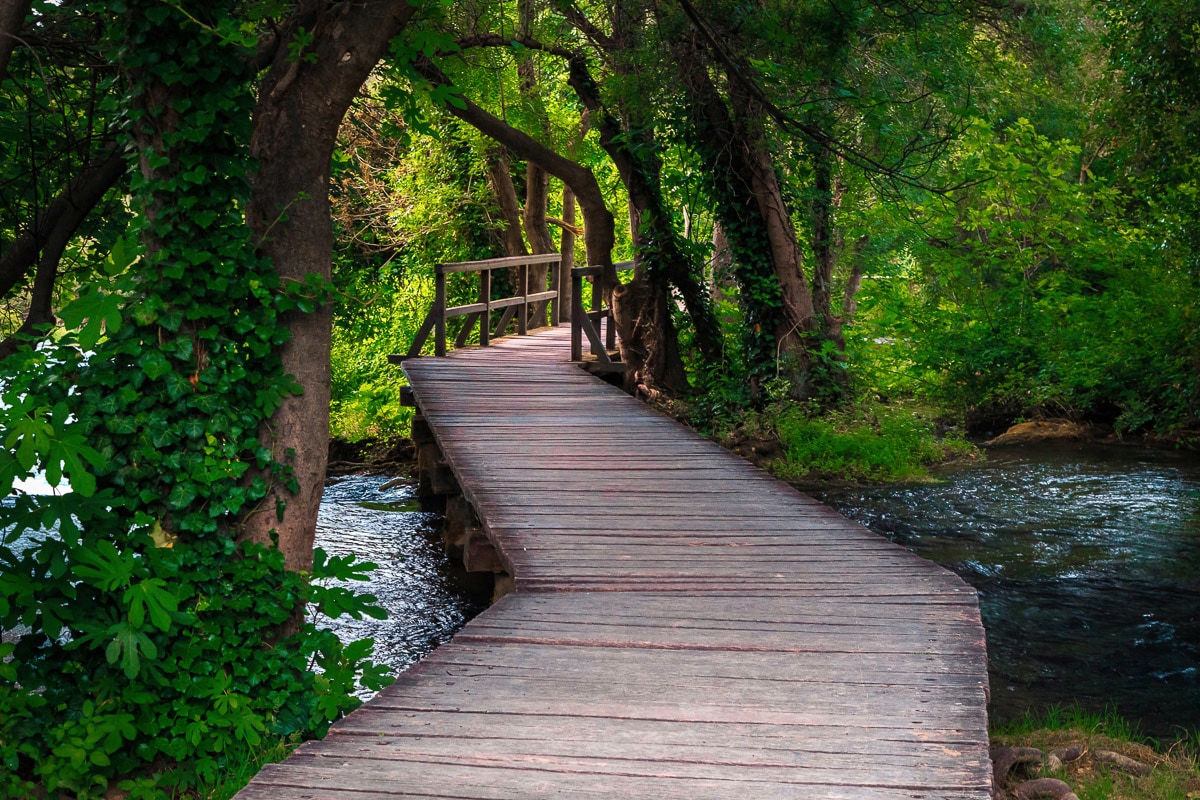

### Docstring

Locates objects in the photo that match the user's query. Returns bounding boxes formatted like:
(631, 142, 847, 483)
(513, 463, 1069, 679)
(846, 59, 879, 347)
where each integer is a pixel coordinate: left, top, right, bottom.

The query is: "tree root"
(1014, 778, 1080, 800)
(1046, 743, 1086, 772)
(992, 746, 1045, 786)
(1093, 749, 1152, 775)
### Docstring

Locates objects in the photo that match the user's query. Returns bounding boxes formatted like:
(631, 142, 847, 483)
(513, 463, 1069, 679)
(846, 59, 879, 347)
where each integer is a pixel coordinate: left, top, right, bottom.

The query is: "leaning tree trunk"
(241, 0, 417, 572)
(414, 58, 618, 296)
(565, 56, 719, 392)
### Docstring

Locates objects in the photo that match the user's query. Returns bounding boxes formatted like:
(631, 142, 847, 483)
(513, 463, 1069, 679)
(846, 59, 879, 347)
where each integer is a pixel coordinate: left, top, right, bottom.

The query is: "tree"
(0, 1, 415, 791)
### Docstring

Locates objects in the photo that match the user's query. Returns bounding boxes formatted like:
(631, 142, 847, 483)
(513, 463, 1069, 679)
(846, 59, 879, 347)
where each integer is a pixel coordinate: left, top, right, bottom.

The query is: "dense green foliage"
(1, 4, 387, 795)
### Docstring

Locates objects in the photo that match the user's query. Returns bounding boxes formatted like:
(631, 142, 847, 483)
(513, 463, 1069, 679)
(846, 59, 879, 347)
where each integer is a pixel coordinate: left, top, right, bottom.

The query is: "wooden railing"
(570, 260, 630, 371)
(396, 253, 561, 360)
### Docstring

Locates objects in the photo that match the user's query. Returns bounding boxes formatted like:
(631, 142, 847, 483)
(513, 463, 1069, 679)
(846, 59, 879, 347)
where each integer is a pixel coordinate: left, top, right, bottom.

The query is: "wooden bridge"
(238, 269, 993, 799)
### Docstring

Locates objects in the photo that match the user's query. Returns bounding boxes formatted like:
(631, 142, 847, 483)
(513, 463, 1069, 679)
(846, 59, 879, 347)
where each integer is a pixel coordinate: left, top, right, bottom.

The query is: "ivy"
(0, 2, 388, 795)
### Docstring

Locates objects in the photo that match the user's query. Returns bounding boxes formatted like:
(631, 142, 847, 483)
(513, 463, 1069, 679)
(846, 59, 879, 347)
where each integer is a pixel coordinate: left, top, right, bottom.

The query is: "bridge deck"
(238, 326, 992, 799)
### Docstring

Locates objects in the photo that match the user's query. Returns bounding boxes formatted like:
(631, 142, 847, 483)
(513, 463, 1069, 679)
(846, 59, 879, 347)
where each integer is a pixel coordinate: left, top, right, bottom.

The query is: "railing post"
(549, 255, 560, 327)
(434, 266, 447, 357)
(571, 268, 583, 362)
(517, 262, 529, 336)
(479, 267, 491, 347)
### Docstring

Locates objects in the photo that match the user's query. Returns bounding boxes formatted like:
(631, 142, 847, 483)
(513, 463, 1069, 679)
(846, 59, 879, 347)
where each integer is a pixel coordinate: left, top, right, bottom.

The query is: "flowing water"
(313, 474, 487, 690)
(813, 443, 1200, 739)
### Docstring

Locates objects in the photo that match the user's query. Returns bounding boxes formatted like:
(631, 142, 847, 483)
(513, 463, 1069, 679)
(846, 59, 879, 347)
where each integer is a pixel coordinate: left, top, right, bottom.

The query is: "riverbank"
(327, 435, 414, 476)
(655, 397, 982, 484)
(991, 707, 1200, 800)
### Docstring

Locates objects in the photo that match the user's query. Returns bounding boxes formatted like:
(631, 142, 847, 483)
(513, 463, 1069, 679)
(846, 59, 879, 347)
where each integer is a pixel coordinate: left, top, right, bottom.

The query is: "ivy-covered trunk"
(241, 0, 418, 573)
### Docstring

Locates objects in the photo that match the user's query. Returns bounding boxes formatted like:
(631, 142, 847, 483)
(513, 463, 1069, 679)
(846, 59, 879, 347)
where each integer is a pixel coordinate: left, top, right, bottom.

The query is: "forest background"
(0, 0, 1197, 795)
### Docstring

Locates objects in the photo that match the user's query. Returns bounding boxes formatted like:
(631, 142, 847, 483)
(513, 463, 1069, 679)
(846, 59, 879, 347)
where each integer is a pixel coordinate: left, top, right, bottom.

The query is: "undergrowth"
(991, 706, 1200, 800)
(769, 402, 977, 483)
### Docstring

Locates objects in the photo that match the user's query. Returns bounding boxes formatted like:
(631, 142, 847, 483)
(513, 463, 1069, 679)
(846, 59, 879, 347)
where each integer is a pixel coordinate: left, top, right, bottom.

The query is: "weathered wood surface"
(238, 325, 992, 799)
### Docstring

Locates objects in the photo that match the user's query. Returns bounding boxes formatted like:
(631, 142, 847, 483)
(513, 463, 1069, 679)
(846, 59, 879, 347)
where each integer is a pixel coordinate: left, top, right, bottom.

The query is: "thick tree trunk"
(676, 42, 818, 396)
(566, 56, 720, 385)
(0, 149, 123, 301)
(611, 276, 689, 397)
(241, 0, 416, 571)
(726, 78, 817, 378)
(0, 0, 31, 83)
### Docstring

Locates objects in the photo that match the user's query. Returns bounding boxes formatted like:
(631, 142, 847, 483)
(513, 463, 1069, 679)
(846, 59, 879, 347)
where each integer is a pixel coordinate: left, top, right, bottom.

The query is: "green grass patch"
(768, 402, 977, 484)
(199, 738, 296, 800)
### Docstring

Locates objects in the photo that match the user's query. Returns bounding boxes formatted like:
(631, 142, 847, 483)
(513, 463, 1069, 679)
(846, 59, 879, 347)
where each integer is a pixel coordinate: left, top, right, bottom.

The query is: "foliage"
(850, 117, 1200, 433)
(0, 4, 388, 794)
(0, 2, 129, 335)
(769, 401, 976, 483)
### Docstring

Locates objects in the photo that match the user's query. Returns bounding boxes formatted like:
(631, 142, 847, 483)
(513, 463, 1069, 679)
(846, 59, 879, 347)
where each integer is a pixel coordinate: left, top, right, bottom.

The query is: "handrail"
(395, 254, 563, 361)
(570, 260, 630, 367)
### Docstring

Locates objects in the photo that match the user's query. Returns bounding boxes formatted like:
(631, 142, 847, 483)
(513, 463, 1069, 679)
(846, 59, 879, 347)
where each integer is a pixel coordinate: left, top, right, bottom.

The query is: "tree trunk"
(611, 276, 689, 396)
(676, 42, 817, 396)
(559, 184, 576, 321)
(727, 77, 817, 383)
(415, 58, 617, 295)
(0, 199, 71, 358)
(485, 151, 528, 257)
(566, 56, 720, 383)
(523, 164, 554, 254)
(240, 0, 417, 572)
(0, 0, 31, 83)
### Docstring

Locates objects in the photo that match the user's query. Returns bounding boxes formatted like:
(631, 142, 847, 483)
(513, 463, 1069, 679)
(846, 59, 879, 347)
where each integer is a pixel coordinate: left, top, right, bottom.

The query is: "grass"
(755, 400, 978, 484)
(198, 738, 296, 800)
(991, 706, 1200, 800)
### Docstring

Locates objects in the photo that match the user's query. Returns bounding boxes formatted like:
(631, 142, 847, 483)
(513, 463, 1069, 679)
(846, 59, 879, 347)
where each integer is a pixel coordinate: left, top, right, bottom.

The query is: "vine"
(0, 3, 388, 796)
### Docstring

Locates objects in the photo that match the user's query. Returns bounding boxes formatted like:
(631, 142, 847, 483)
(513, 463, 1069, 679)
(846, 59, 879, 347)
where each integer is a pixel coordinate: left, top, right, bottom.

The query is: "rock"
(1014, 778, 1080, 800)
(1046, 743, 1086, 772)
(985, 420, 1091, 447)
(1093, 749, 1152, 775)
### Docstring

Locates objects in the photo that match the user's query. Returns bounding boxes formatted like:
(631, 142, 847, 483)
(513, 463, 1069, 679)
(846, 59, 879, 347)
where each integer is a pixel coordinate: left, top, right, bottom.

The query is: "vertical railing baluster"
(434, 266, 447, 357)
(479, 266, 491, 347)
(549, 255, 560, 327)
(517, 261, 529, 336)
(571, 268, 583, 362)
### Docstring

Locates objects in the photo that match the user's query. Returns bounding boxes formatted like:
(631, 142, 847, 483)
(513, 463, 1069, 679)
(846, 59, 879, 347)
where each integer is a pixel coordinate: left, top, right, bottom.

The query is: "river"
(814, 442, 1200, 740)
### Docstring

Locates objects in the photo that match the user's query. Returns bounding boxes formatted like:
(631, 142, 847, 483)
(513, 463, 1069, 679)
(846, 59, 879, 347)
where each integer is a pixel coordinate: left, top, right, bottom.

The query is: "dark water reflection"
(313, 474, 486, 696)
(813, 444, 1200, 739)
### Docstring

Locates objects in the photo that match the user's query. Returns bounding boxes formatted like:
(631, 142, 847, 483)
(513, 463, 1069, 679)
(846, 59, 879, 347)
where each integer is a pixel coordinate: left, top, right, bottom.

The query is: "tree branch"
(0, 148, 124, 300)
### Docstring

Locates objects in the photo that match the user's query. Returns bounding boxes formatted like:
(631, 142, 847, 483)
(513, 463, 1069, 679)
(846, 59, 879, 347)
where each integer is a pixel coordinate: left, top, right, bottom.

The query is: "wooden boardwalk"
(238, 326, 992, 799)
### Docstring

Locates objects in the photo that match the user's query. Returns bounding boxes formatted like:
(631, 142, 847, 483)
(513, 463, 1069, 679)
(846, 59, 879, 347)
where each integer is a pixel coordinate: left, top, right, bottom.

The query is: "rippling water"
(814, 443, 1200, 739)
(314, 474, 487, 690)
